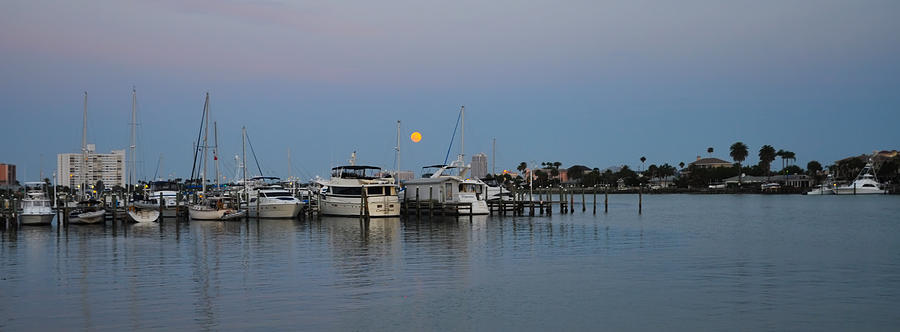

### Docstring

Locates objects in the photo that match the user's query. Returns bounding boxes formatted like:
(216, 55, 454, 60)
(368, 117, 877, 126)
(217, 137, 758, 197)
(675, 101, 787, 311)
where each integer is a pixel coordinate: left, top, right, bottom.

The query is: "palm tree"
(730, 142, 749, 185)
(759, 145, 776, 180)
(707, 147, 714, 157)
(640, 156, 646, 172)
(679, 161, 685, 169)
(807, 160, 823, 185)
(517, 162, 527, 176)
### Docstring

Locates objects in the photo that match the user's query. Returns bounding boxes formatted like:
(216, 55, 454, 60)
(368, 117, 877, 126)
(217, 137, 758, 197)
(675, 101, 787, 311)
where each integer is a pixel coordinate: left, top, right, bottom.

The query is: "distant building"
(689, 156, 733, 169)
(724, 174, 811, 188)
(0, 163, 16, 187)
(57, 144, 126, 190)
(471, 153, 488, 179)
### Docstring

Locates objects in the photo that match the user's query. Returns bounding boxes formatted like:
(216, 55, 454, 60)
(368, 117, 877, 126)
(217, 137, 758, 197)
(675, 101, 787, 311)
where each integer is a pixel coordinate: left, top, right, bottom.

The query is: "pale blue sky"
(2, 0, 899, 181)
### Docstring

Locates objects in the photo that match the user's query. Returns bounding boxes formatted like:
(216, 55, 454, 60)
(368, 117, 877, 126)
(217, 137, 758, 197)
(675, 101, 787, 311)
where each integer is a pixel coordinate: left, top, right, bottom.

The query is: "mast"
(202, 93, 209, 197)
(81, 91, 88, 200)
(492, 138, 496, 176)
(460, 106, 465, 161)
(396, 120, 401, 176)
(129, 87, 137, 204)
(214, 121, 220, 190)
(288, 147, 292, 181)
(242, 126, 247, 184)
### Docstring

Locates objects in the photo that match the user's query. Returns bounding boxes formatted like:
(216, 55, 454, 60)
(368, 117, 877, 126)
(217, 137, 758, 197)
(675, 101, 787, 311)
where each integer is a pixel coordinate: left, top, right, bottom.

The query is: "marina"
(2, 195, 899, 330)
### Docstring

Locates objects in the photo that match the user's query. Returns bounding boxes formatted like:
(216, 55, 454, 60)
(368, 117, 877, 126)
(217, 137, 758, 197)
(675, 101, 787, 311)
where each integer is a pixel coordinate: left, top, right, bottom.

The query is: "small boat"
(833, 159, 887, 195)
(68, 200, 106, 224)
(19, 182, 54, 225)
(189, 196, 245, 220)
(805, 175, 835, 195)
(126, 204, 161, 223)
(146, 180, 184, 218)
(245, 177, 304, 218)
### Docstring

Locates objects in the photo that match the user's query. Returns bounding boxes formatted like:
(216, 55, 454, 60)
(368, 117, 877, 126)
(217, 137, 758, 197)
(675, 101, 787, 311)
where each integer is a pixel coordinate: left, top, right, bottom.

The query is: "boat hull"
(127, 209, 160, 223)
(20, 213, 54, 225)
(248, 203, 303, 218)
(70, 210, 106, 224)
(189, 206, 246, 221)
(833, 188, 886, 195)
(320, 196, 400, 217)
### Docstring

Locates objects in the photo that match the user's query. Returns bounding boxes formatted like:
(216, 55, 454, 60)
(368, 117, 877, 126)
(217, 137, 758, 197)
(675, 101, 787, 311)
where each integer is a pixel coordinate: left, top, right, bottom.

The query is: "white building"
(57, 144, 126, 190)
(471, 153, 488, 179)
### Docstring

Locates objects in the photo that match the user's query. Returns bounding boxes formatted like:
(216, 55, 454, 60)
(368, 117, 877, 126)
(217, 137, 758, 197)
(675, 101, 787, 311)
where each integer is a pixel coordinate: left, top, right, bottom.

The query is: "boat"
(124, 88, 160, 223)
(833, 159, 887, 195)
(187, 93, 246, 220)
(401, 106, 489, 215)
(145, 180, 183, 217)
(805, 175, 835, 195)
(245, 177, 304, 218)
(402, 157, 490, 215)
(68, 200, 106, 224)
(69, 92, 106, 224)
(315, 152, 400, 217)
(19, 182, 55, 225)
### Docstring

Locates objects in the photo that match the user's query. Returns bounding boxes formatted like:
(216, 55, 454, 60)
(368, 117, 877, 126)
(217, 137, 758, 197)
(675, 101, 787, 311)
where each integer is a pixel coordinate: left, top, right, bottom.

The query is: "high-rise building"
(471, 153, 488, 179)
(57, 144, 126, 190)
(0, 163, 16, 187)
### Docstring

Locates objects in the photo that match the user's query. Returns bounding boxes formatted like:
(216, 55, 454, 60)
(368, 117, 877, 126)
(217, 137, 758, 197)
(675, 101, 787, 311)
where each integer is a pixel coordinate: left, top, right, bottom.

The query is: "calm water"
(2, 195, 899, 331)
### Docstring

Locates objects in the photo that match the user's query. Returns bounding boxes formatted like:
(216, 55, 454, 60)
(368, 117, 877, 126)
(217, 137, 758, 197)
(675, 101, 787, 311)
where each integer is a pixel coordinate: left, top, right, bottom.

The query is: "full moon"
(410, 132, 422, 143)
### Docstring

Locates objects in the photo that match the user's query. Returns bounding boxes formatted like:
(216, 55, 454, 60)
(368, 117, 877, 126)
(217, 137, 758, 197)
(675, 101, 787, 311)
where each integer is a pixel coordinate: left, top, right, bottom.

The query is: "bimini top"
(331, 165, 382, 179)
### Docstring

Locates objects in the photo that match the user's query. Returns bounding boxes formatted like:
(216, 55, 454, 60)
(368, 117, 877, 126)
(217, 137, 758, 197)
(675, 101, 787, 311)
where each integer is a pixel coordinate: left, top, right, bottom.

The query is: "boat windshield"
(331, 166, 381, 179)
(261, 192, 292, 197)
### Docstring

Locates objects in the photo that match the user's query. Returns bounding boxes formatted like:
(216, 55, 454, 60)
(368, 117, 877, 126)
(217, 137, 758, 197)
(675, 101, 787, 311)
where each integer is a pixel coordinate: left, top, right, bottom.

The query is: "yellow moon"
(410, 131, 422, 143)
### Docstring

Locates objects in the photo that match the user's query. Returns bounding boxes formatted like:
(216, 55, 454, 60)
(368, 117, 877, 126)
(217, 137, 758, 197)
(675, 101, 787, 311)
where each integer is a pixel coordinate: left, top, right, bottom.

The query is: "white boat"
(126, 207, 161, 223)
(805, 175, 835, 195)
(316, 154, 400, 217)
(833, 159, 887, 195)
(19, 182, 55, 225)
(146, 181, 183, 217)
(402, 157, 490, 215)
(245, 177, 304, 218)
(122, 88, 160, 224)
(68, 200, 106, 224)
(189, 196, 246, 220)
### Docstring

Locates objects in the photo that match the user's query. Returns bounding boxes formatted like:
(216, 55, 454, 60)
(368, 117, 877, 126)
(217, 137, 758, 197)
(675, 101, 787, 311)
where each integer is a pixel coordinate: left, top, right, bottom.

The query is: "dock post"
(429, 187, 433, 217)
(581, 187, 586, 212)
(63, 196, 69, 227)
(570, 189, 574, 213)
(604, 187, 608, 213)
(159, 192, 164, 220)
(546, 188, 552, 215)
(592, 187, 597, 214)
(112, 196, 118, 222)
(853, 183, 856, 195)
(415, 188, 420, 218)
(639, 186, 643, 214)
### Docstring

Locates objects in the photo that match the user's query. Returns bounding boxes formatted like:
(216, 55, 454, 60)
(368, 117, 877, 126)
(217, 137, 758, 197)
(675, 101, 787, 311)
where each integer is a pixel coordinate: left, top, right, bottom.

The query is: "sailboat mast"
(396, 120, 401, 175)
(492, 138, 496, 176)
(288, 147, 292, 181)
(202, 93, 209, 196)
(242, 126, 247, 185)
(82, 91, 88, 200)
(214, 121, 220, 189)
(460, 106, 465, 160)
(129, 88, 136, 204)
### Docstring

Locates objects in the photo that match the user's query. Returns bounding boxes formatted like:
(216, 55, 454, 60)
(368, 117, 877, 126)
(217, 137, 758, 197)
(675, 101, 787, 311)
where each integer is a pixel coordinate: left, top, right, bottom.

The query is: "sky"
(2, 0, 899, 182)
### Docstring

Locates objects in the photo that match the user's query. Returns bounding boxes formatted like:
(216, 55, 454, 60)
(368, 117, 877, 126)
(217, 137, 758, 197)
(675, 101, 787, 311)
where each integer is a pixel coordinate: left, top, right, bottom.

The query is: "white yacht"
(19, 182, 55, 225)
(145, 181, 183, 217)
(245, 177, 304, 218)
(833, 160, 887, 195)
(316, 156, 400, 217)
(805, 175, 835, 195)
(402, 156, 490, 215)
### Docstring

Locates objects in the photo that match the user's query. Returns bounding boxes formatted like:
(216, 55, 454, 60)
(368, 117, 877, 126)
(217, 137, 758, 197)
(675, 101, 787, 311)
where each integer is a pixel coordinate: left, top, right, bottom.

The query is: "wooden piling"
(415, 188, 420, 218)
(639, 186, 643, 214)
(429, 187, 434, 217)
(604, 187, 608, 213)
(592, 188, 596, 214)
(581, 188, 586, 212)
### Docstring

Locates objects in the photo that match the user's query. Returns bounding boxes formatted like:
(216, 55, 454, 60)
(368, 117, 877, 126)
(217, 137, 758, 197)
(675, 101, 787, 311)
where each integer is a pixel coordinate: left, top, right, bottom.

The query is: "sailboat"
(188, 93, 246, 220)
(68, 91, 106, 224)
(124, 88, 160, 223)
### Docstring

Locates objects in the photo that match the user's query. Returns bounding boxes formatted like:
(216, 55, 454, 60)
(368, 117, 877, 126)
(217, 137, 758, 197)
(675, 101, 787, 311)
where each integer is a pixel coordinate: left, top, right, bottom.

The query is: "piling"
(112, 196, 118, 222)
(429, 187, 434, 217)
(581, 188, 586, 212)
(639, 186, 643, 214)
(592, 188, 597, 214)
(415, 188, 420, 218)
(604, 187, 608, 213)
(570, 189, 575, 213)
